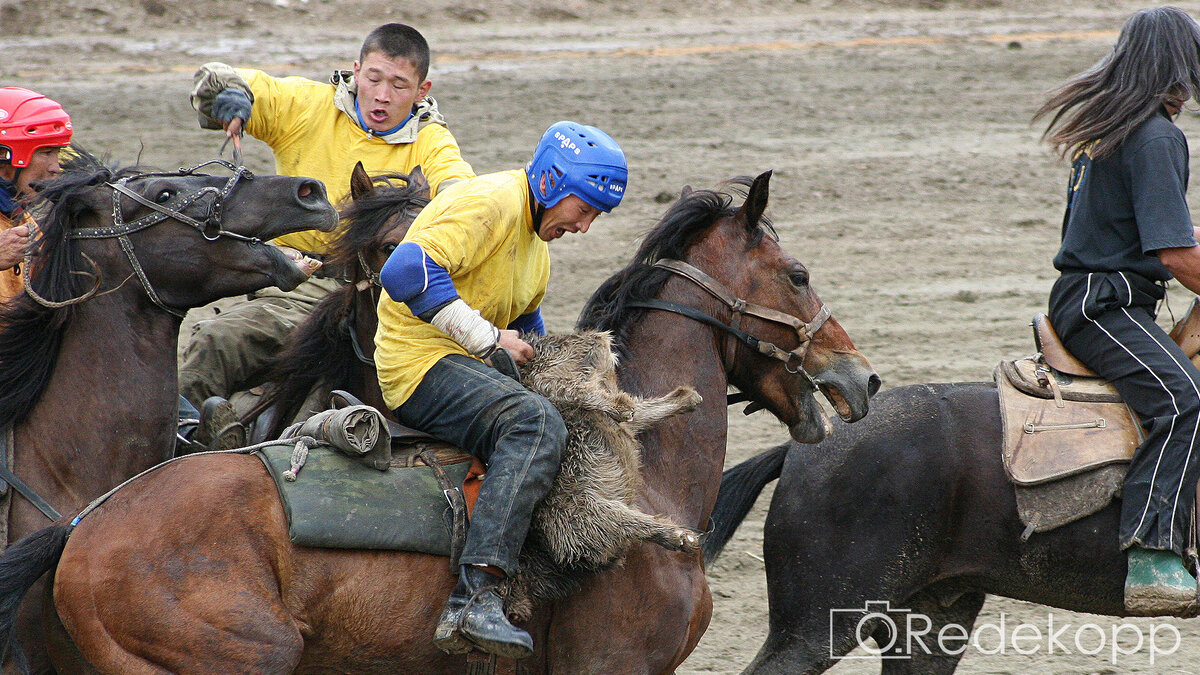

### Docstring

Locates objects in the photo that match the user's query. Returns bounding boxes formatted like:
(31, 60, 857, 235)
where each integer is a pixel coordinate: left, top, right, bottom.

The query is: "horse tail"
(0, 523, 70, 671)
(702, 441, 791, 564)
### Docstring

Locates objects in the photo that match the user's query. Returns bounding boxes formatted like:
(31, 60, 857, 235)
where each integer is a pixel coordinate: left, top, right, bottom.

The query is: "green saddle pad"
(255, 443, 471, 555)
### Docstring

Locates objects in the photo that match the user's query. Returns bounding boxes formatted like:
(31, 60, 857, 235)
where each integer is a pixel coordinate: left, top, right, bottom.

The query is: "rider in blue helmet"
(374, 121, 627, 659)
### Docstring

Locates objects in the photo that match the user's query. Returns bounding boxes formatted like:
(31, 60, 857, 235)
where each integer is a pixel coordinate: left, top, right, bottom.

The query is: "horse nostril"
(295, 179, 325, 206)
(867, 373, 882, 397)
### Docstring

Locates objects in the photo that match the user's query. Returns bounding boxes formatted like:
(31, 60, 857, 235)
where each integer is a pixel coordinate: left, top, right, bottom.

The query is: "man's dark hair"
(1034, 6, 1200, 160)
(359, 23, 431, 80)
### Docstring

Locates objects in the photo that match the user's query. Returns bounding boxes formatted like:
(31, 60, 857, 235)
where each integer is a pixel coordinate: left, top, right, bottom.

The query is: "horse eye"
(381, 242, 399, 255)
(156, 190, 173, 204)
(789, 271, 809, 287)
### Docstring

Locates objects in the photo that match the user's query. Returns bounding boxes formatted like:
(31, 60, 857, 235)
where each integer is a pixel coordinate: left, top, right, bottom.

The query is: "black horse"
(240, 163, 429, 440)
(706, 381, 1151, 674)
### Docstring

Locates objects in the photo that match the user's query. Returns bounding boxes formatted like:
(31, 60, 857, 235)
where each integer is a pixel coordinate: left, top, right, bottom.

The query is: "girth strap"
(0, 426, 61, 522)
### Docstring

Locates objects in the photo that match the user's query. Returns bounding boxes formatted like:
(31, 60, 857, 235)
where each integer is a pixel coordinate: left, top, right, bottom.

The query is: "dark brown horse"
(242, 162, 429, 441)
(0, 151, 336, 673)
(703, 380, 1190, 674)
(0, 171, 877, 674)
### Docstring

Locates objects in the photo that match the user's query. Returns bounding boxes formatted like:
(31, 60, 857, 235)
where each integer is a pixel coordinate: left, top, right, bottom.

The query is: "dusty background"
(6, 0, 1200, 671)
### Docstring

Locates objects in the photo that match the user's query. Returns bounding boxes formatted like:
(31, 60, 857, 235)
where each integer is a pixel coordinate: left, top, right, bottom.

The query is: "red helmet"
(0, 88, 73, 168)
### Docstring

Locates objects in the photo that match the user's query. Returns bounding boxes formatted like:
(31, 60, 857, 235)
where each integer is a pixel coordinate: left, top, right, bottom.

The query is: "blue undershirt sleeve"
(379, 242, 461, 320)
(508, 308, 545, 335)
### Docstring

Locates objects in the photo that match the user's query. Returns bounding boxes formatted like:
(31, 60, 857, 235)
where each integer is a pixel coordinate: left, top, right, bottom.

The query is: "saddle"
(254, 391, 483, 564)
(997, 299, 1200, 537)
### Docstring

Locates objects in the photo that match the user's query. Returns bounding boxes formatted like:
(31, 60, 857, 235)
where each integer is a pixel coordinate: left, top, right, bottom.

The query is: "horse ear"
(737, 170, 772, 230)
(408, 165, 431, 199)
(680, 185, 693, 199)
(349, 162, 374, 200)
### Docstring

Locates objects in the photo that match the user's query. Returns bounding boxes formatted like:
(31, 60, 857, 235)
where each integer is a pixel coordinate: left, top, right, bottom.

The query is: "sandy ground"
(7, 0, 1200, 672)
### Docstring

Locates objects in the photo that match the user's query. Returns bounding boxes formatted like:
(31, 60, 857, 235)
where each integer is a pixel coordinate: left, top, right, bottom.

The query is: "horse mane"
(323, 173, 429, 270)
(257, 172, 429, 428)
(576, 176, 773, 352)
(0, 150, 141, 429)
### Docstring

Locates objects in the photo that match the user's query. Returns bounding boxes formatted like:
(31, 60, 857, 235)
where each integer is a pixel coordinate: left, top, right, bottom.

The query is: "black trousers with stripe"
(1049, 271, 1200, 557)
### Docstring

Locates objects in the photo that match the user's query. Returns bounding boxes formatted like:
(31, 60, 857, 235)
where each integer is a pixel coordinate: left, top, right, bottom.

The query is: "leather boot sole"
(458, 628, 534, 660)
(1124, 588, 1199, 617)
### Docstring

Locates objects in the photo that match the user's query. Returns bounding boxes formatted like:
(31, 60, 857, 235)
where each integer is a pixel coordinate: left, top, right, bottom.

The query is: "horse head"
(581, 170, 878, 444)
(709, 171, 878, 442)
(29, 152, 338, 314)
(327, 161, 431, 287)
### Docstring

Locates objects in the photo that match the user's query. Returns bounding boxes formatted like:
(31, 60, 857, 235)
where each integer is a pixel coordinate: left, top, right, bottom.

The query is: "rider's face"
(352, 51, 432, 134)
(15, 147, 63, 196)
(538, 195, 601, 242)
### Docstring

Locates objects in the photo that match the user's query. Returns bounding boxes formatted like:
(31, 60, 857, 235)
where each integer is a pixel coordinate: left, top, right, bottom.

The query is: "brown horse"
(0, 151, 336, 673)
(0, 171, 877, 674)
(241, 162, 429, 441)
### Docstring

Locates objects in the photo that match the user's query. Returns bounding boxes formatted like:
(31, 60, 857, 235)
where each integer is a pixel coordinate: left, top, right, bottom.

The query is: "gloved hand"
(212, 88, 252, 125)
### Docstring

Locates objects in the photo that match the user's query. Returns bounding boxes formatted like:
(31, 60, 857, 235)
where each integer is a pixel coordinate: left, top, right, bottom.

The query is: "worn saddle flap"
(997, 361, 1143, 486)
(255, 442, 475, 554)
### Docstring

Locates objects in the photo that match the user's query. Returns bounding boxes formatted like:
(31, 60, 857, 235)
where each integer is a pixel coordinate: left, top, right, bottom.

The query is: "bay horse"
(0, 150, 336, 673)
(703, 381, 1187, 674)
(0, 171, 878, 674)
(242, 162, 429, 441)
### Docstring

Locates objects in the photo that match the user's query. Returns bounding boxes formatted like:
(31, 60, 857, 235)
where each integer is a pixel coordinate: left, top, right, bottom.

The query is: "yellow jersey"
(237, 68, 475, 253)
(375, 169, 549, 408)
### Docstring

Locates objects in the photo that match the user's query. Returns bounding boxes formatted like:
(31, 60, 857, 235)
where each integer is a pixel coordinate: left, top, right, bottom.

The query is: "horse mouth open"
(790, 357, 879, 443)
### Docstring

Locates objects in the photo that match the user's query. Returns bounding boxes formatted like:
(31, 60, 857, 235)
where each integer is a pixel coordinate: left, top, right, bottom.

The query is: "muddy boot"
(1124, 547, 1198, 615)
(196, 396, 246, 451)
(433, 565, 533, 659)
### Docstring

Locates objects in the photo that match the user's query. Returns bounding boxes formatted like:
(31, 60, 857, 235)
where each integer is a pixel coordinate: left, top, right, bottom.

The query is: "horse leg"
(877, 590, 985, 675)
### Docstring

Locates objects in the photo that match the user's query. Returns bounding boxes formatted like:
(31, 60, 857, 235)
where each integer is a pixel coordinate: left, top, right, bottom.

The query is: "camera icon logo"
(829, 601, 912, 660)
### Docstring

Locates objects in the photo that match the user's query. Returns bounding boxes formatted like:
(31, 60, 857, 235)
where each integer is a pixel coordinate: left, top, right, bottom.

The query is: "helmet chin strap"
(528, 184, 546, 232)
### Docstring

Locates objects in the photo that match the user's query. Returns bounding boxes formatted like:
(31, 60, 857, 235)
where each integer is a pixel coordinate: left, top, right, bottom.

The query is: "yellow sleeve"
(412, 124, 476, 197)
(523, 290, 545, 317)
(239, 70, 321, 150)
(406, 195, 509, 277)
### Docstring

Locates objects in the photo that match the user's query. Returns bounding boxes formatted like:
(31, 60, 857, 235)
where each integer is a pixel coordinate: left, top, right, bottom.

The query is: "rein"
(626, 258, 830, 389)
(25, 159, 256, 318)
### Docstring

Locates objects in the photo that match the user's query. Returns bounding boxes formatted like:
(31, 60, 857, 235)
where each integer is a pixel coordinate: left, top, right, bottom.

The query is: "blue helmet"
(527, 121, 627, 213)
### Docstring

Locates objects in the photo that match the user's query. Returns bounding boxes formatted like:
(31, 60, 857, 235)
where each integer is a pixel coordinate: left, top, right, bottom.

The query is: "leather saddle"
(996, 298, 1200, 535)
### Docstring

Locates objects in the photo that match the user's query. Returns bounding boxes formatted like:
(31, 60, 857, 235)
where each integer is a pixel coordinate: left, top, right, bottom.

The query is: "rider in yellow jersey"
(376, 121, 626, 659)
(180, 23, 474, 442)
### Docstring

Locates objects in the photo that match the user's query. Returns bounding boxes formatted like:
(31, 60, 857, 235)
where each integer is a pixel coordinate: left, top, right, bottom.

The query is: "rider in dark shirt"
(1038, 6, 1200, 615)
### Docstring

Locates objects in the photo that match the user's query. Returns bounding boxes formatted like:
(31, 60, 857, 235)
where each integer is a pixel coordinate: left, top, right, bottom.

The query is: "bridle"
(25, 159, 257, 318)
(626, 259, 831, 389)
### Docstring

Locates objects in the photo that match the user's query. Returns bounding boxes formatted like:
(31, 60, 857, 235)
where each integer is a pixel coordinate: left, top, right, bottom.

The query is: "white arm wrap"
(431, 298, 501, 357)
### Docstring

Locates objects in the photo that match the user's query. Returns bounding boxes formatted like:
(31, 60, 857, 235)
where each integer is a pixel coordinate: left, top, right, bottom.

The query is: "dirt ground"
(8, 0, 1200, 672)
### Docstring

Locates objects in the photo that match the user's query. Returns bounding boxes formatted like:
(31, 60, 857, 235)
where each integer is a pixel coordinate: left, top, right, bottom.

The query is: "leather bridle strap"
(652, 259, 831, 345)
(63, 160, 257, 318)
(626, 298, 810, 371)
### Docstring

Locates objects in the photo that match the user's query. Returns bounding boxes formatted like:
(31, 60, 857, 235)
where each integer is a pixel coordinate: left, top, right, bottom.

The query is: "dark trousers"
(1050, 271, 1200, 557)
(396, 354, 566, 574)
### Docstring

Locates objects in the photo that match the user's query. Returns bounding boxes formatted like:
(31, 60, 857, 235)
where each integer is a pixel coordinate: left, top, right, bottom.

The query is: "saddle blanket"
(256, 442, 477, 555)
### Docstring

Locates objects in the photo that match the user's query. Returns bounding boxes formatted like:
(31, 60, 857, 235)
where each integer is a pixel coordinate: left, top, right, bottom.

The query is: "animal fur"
(501, 330, 702, 621)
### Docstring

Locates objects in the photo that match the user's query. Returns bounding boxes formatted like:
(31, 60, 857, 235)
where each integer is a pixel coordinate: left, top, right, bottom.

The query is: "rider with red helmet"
(0, 87, 73, 296)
